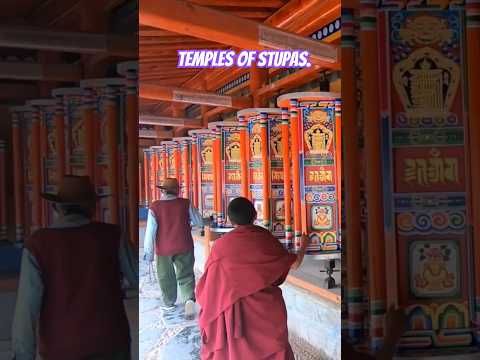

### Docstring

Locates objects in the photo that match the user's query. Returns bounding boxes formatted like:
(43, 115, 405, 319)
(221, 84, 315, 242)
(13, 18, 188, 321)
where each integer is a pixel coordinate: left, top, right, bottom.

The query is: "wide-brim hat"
(156, 177, 179, 193)
(41, 175, 108, 204)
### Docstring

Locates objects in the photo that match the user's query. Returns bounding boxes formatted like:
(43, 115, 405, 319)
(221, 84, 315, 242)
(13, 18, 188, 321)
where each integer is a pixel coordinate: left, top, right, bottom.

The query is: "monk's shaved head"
(228, 197, 257, 225)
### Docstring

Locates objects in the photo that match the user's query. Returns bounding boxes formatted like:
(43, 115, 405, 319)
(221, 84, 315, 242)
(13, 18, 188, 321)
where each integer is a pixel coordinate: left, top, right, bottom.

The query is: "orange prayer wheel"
(51, 88, 83, 176)
(25, 103, 42, 233)
(9, 106, 31, 242)
(281, 108, 293, 248)
(188, 129, 215, 219)
(80, 78, 125, 224)
(0, 140, 6, 241)
(237, 108, 288, 245)
(117, 61, 139, 245)
(151, 146, 163, 198)
(208, 121, 242, 227)
(151, 148, 159, 200)
(173, 137, 193, 199)
(28, 99, 58, 227)
(238, 115, 249, 198)
(277, 92, 341, 253)
(143, 148, 153, 205)
(190, 135, 199, 208)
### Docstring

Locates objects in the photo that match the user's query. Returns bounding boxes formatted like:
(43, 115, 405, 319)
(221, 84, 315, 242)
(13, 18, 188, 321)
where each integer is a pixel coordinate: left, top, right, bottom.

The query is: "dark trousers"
(156, 250, 195, 306)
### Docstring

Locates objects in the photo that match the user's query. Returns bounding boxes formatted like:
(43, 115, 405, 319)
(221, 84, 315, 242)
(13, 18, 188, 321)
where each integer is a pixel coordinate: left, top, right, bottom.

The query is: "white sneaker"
(184, 300, 195, 320)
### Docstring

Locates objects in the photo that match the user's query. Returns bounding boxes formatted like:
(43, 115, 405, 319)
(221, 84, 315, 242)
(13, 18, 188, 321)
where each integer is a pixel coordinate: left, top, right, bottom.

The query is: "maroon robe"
(196, 225, 297, 360)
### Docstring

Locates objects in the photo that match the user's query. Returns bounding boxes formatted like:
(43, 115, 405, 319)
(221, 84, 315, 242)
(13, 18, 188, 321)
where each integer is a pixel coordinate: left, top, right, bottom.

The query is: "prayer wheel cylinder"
(277, 92, 342, 253)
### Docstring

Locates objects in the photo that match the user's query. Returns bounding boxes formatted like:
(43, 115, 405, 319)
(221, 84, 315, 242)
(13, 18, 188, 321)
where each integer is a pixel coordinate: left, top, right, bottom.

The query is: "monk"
(196, 197, 308, 360)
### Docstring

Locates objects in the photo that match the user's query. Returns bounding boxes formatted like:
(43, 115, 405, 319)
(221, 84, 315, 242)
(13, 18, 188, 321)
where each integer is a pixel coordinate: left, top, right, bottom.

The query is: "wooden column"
(250, 67, 269, 107)
(0, 140, 6, 241)
(466, 0, 480, 325)
(281, 108, 293, 246)
(105, 86, 120, 224)
(260, 112, 270, 228)
(30, 109, 42, 232)
(191, 136, 199, 208)
(54, 95, 66, 183)
(289, 100, 303, 250)
(238, 115, 249, 198)
(342, 8, 364, 340)
(82, 87, 96, 182)
(11, 111, 24, 243)
(125, 67, 139, 245)
(360, 0, 386, 349)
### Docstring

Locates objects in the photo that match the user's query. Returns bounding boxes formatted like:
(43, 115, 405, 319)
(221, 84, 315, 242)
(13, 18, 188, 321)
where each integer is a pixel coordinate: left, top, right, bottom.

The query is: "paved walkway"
(139, 253, 201, 360)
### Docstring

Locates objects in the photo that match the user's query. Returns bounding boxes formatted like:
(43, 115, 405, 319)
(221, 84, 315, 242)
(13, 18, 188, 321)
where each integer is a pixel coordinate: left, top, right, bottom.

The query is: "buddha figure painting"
(275, 200, 285, 220)
(201, 145, 213, 165)
(47, 132, 56, 156)
(72, 119, 85, 152)
(270, 126, 283, 158)
(311, 205, 333, 230)
(250, 134, 262, 159)
(304, 110, 333, 155)
(410, 241, 459, 298)
(226, 135, 241, 162)
(254, 200, 264, 221)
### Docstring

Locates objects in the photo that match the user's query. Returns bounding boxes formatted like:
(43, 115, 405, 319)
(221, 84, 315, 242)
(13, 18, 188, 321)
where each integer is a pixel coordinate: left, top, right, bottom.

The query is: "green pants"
(156, 250, 195, 306)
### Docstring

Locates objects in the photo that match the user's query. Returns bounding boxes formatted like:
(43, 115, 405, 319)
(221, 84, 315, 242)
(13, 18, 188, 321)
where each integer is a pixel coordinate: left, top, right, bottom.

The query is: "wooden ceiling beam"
(0, 27, 136, 57)
(28, 0, 82, 26)
(140, 128, 175, 139)
(139, 114, 202, 128)
(140, 83, 252, 108)
(0, 62, 82, 81)
(139, 0, 338, 65)
(0, 83, 39, 102)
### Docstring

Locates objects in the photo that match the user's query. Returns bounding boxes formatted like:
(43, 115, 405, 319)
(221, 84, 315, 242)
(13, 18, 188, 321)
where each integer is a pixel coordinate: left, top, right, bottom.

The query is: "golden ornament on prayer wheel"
(277, 92, 341, 254)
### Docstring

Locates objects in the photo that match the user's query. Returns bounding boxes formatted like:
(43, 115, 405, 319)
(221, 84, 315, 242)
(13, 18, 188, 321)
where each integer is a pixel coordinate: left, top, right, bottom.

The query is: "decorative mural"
(198, 136, 215, 218)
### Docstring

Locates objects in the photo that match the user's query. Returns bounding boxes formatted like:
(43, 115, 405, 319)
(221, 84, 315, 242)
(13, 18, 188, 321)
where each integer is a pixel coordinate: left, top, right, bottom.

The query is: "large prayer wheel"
(207, 121, 243, 227)
(27, 99, 57, 229)
(188, 129, 215, 219)
(80, 78, 125, 225)
(52, 88, 84, 176)
(172, 137, 193, 200)
(10, 106, 33, 242)
(143, 148, 154, 205)
(117, 61, 139, 246)
(277, 92, 341, 253)
(237, 108, 289, 246)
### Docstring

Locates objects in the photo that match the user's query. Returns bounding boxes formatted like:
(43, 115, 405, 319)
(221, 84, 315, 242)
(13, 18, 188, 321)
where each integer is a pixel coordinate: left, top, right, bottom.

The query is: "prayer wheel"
(207, 121, 243, 227)
(117, 61, 139, 246)
(10, 106, 32, 242)
(188, 129, 215, 219)
(277, 92, 341, 253)
(52, 88, 84, 176)
(172, 137, 193, 200)
(80, 78, 126, 225)
(0, 140, 6, 241)
(237, 108, 289, 247)
(150, 145, 164, 200)
(143, 148, 154, 205)
(26, 99, 57, 229)
(162, 140, 180, 181)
